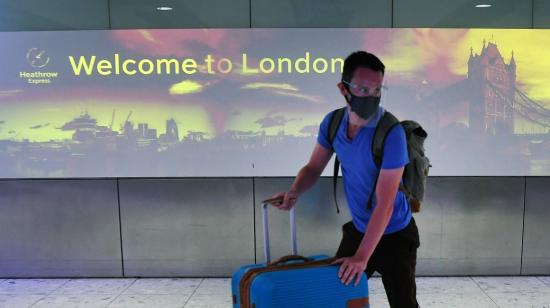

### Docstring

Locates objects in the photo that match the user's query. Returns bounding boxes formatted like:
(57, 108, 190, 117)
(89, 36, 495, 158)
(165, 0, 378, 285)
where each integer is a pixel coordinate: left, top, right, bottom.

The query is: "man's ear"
(338, 82, 352, 106)
(337, 82, 347, 97)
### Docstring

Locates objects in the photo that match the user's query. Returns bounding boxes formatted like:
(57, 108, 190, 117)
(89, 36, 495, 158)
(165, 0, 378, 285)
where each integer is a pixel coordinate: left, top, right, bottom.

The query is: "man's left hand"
(331, 255, 368, 287)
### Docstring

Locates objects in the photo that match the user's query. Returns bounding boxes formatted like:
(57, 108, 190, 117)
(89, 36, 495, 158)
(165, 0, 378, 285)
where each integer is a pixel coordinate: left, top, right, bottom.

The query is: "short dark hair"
(342, 51, 385, 83)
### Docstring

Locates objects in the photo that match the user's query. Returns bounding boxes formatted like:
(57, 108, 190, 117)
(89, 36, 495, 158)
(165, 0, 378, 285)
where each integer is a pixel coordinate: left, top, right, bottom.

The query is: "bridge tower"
(467, 39, 516, 135)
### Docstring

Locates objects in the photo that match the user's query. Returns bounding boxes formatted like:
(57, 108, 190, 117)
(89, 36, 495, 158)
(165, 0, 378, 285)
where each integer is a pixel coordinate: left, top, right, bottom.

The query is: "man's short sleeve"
(381, 124, 409, 169)
(317, 112, 334, 151)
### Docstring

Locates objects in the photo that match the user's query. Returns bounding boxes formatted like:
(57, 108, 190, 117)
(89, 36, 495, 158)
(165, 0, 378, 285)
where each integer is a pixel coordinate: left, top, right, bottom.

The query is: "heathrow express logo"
(19, 47, 59, 85)
(27, 48, 50, 68)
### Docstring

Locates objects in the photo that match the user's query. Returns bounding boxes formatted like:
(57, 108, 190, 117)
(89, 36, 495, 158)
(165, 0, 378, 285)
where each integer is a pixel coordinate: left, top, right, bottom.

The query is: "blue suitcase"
(231, 201, 369, 308)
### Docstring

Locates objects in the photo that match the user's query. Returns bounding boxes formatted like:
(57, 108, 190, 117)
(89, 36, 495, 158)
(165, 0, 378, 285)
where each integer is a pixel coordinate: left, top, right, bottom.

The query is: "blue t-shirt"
(317, 106, 411, 234)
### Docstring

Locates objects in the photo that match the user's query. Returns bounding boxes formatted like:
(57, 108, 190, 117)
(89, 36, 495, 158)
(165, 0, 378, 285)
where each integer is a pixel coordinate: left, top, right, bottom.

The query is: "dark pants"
(335, 217, 420, 308)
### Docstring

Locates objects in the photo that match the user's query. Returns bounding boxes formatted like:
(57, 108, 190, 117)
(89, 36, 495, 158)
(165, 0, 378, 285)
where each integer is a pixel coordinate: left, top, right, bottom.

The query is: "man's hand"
(264, 191, 298, 211)
(331, 254, 368, 287)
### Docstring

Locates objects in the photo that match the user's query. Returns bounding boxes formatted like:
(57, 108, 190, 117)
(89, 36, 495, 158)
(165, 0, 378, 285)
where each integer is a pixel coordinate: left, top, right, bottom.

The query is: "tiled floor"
(0, 276, 548, 307)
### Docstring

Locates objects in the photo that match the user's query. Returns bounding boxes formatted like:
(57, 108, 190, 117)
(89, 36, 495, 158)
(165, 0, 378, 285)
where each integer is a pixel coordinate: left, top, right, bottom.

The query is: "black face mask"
(344, 91, 381, 120)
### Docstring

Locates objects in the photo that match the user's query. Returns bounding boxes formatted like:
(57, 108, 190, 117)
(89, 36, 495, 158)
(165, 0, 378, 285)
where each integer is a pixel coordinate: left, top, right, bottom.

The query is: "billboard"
(0, 29, 549, 177)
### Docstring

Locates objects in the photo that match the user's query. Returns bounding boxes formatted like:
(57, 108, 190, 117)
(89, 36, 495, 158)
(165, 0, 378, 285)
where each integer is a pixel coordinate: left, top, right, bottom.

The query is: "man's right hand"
(264, 191, 298, 211)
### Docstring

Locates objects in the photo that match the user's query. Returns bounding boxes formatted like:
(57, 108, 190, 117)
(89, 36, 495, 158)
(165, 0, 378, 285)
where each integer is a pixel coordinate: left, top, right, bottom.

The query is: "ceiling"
(0, 0, 547, 31)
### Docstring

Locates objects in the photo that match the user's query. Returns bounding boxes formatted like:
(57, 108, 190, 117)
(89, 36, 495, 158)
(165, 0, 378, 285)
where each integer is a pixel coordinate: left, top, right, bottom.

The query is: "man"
(268, 51, 420, 308)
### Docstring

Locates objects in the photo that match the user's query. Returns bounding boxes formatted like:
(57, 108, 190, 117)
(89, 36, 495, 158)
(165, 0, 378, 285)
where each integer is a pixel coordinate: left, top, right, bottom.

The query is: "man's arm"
(354, 166, 404, 261)
(272, 143, 333, 210)
(334, 166, 404, 285)
(290, 143, 333, 196)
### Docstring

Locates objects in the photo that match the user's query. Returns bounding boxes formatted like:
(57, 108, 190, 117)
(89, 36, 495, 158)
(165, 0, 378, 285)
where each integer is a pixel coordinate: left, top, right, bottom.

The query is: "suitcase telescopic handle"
(261, 198, 297, 263)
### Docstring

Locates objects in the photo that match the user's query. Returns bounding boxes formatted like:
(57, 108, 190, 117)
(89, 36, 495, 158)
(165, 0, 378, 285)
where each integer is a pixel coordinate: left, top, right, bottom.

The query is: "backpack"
(328, 107, 430, 214)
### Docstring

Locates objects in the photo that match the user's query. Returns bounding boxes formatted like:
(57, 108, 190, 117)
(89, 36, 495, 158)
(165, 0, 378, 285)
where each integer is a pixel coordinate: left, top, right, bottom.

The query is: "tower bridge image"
(412, 38, 550, 174)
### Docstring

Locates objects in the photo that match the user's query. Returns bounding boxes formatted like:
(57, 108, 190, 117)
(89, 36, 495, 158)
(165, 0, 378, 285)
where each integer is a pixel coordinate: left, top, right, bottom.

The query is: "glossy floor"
(0, 276, 549, 307)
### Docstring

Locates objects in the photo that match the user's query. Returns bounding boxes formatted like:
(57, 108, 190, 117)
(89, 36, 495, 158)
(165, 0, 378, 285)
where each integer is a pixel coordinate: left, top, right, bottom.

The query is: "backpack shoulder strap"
(328, 107, 345, 214)
(328, 107, 346, 145)
(366, 111, 401, 210)
(371, 111, 400, 168)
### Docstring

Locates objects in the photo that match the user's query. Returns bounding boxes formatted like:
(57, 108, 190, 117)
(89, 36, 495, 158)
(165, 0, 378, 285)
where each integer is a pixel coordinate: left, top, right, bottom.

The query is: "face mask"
(344, 92, 381, 120)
